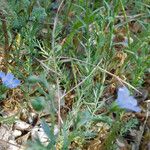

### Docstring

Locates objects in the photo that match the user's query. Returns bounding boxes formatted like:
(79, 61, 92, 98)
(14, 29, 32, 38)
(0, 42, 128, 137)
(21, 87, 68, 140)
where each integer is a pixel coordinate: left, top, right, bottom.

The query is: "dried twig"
(136, 102, 149, 150)
(35, 58, 61, 76)
(52, 0, 65, 50)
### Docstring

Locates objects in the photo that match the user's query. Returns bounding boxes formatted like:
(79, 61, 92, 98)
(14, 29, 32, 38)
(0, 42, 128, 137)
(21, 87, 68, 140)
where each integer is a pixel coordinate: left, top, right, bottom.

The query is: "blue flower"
(0, 72, 20, 89)
(0, 71, 5, 78)
(116, 86, 141, 112)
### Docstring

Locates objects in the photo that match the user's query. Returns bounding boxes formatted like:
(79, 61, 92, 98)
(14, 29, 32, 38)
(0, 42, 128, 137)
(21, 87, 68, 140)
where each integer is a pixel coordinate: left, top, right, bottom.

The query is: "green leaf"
(27, 75, 40, 83)
(31, 97, 46, 111)
(41, 119, 51, 138)
(0, 94, 6, 100)
(41, 120, 56, 148)
(31, 6, 47, 21)
(76, 110, 92, 129)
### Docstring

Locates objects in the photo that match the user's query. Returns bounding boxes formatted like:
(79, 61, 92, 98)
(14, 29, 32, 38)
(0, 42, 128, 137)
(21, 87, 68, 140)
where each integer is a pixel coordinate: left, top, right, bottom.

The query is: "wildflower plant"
(0, 0, 149, 149)
(0, 71, 20, 100)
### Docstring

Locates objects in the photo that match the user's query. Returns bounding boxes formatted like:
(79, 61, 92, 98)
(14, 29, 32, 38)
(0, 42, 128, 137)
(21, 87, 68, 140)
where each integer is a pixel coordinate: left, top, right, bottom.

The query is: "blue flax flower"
(116, 86, 141, 112)
(0, 71, 20, 89)
(0, 71, 5, 78)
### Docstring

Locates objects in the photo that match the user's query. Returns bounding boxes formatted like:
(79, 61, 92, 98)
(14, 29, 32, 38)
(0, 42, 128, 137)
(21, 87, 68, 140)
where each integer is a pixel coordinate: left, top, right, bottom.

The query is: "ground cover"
(0, 0, 149, 150)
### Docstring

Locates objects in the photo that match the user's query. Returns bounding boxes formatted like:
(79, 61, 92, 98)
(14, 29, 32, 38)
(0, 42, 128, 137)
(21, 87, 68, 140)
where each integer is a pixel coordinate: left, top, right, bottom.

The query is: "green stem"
(119, 0, 131, 45)
(0, 10, 9, 72)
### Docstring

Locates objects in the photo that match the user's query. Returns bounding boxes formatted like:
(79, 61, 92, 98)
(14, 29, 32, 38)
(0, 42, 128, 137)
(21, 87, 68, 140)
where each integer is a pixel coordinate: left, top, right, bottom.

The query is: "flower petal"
(117, 86, 130, 100)
(0, 71, 5, 78)
(2, 73, 14, 83)
(9, 79, 20, 88)
(116, 86, 141, 112)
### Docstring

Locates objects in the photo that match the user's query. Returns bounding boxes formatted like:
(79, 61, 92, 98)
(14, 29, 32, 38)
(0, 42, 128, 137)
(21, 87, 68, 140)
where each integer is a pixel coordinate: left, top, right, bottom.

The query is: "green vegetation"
(0, 0, 149, 150)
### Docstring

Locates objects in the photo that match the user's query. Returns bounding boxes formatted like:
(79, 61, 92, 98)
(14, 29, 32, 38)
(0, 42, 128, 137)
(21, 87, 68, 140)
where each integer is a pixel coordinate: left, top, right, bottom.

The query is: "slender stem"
(51, 0, 65, 127)
(119, 0, 131, 45)
(0, 10, 9, 72)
